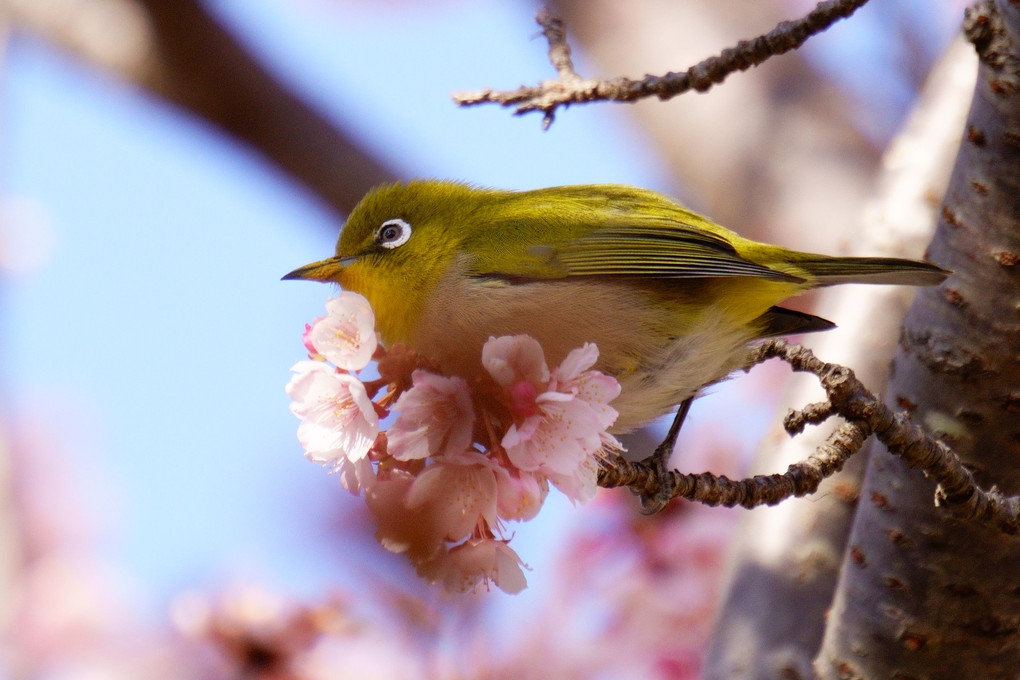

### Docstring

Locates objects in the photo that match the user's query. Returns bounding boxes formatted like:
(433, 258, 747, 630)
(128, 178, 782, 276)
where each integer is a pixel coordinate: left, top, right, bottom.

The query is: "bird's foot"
(636, 397, 693, 514)
(638, 440, 676, 514)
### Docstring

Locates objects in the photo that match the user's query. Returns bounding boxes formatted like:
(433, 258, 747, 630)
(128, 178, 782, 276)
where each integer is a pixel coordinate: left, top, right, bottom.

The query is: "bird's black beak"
(281, 256, 344, 282)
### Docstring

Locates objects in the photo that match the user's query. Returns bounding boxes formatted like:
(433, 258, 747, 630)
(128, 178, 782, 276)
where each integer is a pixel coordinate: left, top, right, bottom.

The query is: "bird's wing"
(469, 212, 802, 283)
(548, 220, 800, 280)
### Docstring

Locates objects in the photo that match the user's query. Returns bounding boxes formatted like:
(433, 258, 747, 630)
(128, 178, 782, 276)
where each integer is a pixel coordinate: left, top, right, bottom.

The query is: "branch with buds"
(453, 0, 874, 128)
(598, 339, 1020, 536)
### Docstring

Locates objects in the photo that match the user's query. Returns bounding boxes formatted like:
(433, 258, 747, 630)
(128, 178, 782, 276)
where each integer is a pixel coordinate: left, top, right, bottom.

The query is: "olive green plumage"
(285, 180, 948, 432)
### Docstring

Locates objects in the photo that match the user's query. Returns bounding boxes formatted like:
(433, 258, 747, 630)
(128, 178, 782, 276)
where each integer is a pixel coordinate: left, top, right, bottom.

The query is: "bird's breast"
(407, 264, 757, 432)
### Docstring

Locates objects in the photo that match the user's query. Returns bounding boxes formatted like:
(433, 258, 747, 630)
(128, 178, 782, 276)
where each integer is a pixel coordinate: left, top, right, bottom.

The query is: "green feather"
(546, 222, 803, 281)
(463, 187, 802, 283)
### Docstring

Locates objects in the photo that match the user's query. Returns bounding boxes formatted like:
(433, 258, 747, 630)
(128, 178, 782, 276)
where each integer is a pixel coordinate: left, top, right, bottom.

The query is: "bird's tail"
(792, 255, 950, 287)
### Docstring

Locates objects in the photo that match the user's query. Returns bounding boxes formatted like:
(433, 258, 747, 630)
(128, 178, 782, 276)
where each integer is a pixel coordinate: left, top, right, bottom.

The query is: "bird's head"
(283, 180, 482, 344)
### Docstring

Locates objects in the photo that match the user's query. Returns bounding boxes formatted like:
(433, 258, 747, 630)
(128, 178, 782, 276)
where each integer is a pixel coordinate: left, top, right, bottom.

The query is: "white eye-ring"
(376, 218, 412, 249)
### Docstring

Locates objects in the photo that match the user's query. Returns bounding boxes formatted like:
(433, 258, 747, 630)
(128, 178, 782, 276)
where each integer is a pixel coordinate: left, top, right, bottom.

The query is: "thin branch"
(600, 419, 869, 508)
(454, 0, 874, 127)
(783, 400, 837, 433)
(537, 8, 579, 83)
(597, 340, 1020, 535)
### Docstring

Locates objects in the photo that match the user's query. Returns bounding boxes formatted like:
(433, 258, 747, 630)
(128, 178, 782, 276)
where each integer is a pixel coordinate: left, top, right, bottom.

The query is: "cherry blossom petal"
(547, 455, 599, 504)
(482, 335, 549, 387)
(565, 371, 621, 431)
(552, 344, 621, 432)
(286, 361, 378, 465)
(494, 468, 548, 521)
(503, 396, 604, 475)
(302, 318, 325, 360)
(308, 292, 378, 371)
(405, 450, 499, 541)
(388, 371, 474, 460)
(438, 538, 528, 595)
(365, 471, 445, 564)
(337, 455, 376, 495)
(552, 342, 600, 384)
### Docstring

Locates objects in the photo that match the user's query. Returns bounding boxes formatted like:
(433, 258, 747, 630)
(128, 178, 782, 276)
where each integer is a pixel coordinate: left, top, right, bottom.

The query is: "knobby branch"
(597, 339, 1020, 536)
(453, 0, 875, 128)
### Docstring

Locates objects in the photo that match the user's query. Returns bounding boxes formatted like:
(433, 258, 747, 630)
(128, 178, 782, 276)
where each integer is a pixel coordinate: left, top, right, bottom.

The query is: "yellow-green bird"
(284, 180, 947, 434)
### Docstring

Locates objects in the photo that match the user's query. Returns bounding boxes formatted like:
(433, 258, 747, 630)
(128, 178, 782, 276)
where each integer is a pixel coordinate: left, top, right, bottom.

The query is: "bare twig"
(597, 339, 1020, 535)
(454, 0, 874, 126)
(537, 9, 579, 83)
(783, 400, 837, 433)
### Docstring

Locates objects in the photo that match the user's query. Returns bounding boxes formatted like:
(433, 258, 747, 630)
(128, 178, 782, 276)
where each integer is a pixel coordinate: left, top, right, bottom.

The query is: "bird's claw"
(636, 396, 692, 513)
(638, 440, 676, 514)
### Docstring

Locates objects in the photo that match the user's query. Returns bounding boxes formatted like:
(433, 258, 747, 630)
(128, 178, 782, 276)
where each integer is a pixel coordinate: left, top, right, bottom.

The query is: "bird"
(284, 180, 947, 507)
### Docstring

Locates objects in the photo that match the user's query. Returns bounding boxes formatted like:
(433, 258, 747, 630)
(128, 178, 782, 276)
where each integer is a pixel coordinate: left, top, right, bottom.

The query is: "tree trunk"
(816, 2, 1020, 677)
(705, 36, 976, 679)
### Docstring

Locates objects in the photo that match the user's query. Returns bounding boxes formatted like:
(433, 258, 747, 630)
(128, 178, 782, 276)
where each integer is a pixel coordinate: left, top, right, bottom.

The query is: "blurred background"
(0, 0, 963, 677)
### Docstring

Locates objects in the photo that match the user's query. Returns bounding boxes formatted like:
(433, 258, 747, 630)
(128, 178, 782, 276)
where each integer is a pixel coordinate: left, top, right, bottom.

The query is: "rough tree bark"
(816, 1, 1020, 677)
(705, 35, 977, 680)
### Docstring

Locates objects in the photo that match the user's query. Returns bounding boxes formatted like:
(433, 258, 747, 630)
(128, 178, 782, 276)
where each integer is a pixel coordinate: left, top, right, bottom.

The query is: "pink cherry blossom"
(365, 470, 446, 565)
(553, 344, 625, 469)
(502, 391, 604, 475)
(387, 371, 474, 460)
(306, 292, 377, 371)
(551, 343, 622, 435)
(301, 318, 324, 360)
(290, 290, 629, 593)
(336, 455, 376, 495)
(404, 450, 499, 543)
(494, 468, 548, 521)
(546, 455, 599, 504)
(433, 538, 528, 595)
(286, 361, 379, 467)
(481, 335, 549, 387)
(483, 337, 622, 505)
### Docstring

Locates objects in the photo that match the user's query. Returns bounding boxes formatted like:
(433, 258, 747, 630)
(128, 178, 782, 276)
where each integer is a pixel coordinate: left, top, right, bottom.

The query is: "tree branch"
(454, 0, 874, 128)
(598, 339, 1020, 535)
(816, 3, 1020, 674)
(5, 0, 396, 218)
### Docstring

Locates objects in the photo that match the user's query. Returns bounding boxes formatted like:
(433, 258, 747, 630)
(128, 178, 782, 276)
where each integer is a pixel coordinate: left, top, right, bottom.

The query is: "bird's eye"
(376, 218, 412, 249)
